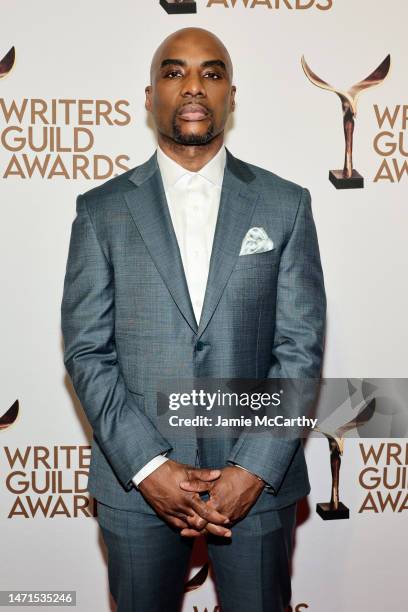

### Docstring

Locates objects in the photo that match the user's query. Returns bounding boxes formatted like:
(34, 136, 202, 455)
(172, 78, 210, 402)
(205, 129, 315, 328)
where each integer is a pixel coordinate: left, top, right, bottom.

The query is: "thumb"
(186, 468, 221, 482)
(180, 479, 216, 493)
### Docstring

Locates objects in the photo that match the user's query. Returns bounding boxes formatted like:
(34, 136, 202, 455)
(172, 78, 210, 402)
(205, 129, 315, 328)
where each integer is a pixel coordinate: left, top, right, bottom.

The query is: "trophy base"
(316, 502, 350, 521)
(329, 169, 364, 190)
(160, 0, 197, 13)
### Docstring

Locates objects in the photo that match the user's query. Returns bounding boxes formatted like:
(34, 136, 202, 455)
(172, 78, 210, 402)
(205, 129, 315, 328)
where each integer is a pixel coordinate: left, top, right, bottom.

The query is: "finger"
(203, 522, 232, 538)
(185, 512, 207, 531)
(166, 510, 192, 528)
(186, 468, 221, 482)
(190, 497, 230, 525)
(180, 528, 204, 537)
(179, 479, 216, 493)
(167, 516, 189, 530)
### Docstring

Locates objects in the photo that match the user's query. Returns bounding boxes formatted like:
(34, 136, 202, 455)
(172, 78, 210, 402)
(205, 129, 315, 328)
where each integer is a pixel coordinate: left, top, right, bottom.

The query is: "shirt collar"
(156, 143, 226, 190)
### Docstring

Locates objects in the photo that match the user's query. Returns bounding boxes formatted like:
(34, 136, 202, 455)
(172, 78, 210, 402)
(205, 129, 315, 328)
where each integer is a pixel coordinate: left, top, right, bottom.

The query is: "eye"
(165, 70, 183, 79)
(204, 72, 222, 80)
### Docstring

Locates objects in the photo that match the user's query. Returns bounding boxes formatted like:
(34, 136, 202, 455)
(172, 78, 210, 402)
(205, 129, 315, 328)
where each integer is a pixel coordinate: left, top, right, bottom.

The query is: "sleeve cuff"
(132, 453, 169, 488)
(229, 461, 275, 492)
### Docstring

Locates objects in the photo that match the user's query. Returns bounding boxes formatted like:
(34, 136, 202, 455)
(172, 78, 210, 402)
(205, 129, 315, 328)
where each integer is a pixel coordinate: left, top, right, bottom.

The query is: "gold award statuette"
(301, 54, 391, 190)
(315, 398, 375, 520)
(160, 0, 197, 14)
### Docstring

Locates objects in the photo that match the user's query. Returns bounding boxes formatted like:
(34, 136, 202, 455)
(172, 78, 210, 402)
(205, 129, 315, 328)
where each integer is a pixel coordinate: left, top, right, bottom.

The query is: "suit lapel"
(123, 149, 261, 339)
(124, 152, 198, 333)
(196, 150, 260, 339)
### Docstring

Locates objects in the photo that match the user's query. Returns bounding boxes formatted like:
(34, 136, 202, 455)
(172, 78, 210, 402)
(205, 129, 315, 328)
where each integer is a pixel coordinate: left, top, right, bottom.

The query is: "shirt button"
(196, 341, 204, 351)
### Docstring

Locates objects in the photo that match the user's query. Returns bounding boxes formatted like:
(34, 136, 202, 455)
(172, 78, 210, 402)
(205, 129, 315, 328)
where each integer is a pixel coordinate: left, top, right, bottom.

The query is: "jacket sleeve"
(227, 187, 327, 493)
(61, 194, 172, 492)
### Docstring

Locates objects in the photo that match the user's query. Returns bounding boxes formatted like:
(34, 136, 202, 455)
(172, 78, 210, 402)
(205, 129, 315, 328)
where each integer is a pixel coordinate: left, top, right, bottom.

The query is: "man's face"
(146, 30, 235, 146)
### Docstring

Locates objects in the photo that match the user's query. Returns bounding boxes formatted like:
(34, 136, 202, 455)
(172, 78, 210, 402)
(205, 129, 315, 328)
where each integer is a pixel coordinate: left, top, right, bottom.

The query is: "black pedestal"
(316, 502, 350, 520)
(160, 0, 197, 13)
(329, 169, 364, 190)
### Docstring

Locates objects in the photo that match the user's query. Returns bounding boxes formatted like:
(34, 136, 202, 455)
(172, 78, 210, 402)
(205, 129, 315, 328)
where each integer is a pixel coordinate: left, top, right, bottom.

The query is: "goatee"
(171, 113, 215, 145)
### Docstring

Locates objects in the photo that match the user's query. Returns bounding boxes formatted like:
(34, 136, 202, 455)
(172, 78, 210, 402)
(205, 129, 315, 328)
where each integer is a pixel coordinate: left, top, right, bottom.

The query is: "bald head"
(149, 27, 233, 84)
(145, 26, 236, 155)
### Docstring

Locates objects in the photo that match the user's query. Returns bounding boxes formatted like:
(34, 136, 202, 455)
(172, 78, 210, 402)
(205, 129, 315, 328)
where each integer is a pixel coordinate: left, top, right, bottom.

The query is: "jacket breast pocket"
(232, 249, 278, 271)
(227, 252, 279, 304)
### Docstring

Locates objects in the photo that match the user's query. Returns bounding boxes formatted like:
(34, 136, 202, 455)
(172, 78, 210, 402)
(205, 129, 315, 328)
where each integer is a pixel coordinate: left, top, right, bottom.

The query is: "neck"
(157, 133, 224, 172)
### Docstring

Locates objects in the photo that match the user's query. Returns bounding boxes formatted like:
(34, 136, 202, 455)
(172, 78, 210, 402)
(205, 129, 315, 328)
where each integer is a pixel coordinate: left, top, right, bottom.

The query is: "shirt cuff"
(132, 454, 169, 488)
(230, 462, 274, 490)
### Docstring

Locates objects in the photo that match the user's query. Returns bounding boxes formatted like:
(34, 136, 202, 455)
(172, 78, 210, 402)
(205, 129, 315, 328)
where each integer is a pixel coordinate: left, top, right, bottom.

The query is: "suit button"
(196, 341, 204, 351)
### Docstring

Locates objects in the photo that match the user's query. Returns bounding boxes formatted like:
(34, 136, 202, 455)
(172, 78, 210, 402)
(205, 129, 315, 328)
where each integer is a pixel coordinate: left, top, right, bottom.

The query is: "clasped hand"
(138, 460, 265, 539)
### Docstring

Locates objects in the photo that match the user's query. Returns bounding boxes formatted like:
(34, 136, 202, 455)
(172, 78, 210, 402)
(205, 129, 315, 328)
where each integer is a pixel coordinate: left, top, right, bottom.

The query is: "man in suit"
(61, 27, 326, 612)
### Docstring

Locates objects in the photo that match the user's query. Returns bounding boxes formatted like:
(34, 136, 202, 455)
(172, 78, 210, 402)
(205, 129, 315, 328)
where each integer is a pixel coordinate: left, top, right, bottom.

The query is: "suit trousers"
(96, 500, 297, 612)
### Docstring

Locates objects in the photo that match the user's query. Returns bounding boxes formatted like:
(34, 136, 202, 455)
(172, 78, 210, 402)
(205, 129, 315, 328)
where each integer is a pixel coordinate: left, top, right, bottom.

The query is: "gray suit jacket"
(61, 148, 326, 514)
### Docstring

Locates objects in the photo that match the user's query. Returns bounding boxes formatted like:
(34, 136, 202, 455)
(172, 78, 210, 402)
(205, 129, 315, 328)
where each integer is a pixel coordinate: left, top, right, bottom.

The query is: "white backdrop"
(1, 1, 407, 610)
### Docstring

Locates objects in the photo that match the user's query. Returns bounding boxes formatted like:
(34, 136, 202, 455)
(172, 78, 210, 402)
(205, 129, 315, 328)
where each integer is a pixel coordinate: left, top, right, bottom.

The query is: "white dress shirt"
(131, 145, 267, 490)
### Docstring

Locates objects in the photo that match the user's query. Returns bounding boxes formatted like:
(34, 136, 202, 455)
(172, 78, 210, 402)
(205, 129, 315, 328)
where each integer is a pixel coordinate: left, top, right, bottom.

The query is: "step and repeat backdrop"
(1, 1, 407, 610)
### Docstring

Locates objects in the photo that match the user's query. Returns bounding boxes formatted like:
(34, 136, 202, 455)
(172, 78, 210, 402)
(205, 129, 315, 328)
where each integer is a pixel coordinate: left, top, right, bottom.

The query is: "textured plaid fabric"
(61, 148, 326, 513)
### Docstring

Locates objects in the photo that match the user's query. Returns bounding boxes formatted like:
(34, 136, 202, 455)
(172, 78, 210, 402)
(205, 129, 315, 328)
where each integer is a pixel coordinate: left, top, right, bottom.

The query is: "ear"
(145, 85, 152, 112)
(230, 85, 236, 112)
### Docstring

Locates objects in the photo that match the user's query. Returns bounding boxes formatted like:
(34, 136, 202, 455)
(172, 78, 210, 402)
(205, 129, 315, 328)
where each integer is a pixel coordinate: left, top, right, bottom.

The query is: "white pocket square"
(239, 227, 274, 256)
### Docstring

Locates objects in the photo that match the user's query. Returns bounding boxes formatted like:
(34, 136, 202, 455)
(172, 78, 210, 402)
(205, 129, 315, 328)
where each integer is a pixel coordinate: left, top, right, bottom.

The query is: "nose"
(180, 70, 206, 98)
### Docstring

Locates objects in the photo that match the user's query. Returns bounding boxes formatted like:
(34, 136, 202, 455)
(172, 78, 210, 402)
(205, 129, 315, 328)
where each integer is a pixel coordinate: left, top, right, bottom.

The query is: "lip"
(177, 104, 210, 121)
